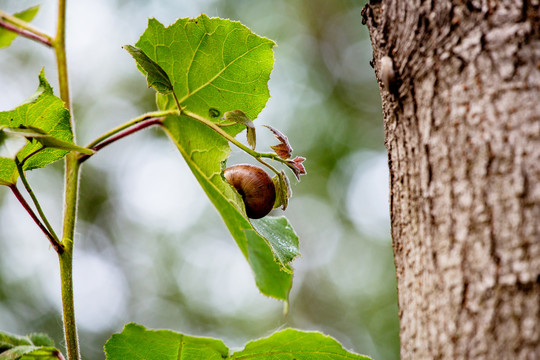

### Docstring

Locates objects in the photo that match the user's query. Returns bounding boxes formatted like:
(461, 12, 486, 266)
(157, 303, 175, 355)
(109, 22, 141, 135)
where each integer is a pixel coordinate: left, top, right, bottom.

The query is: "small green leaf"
(0, 6, 40, 48)
(123, 45, 173, 94)
(0, 331, 31, 352)
(0, 69, 74, 186)
(104, 323, 229, 360)
(251, 216, 299, 270)
(0, 330, 61, 360)
(222, 110, 256, 150)
(27, 333, 54, 347)
(231, 328, 372, 359)
(0, 346, 63, 360)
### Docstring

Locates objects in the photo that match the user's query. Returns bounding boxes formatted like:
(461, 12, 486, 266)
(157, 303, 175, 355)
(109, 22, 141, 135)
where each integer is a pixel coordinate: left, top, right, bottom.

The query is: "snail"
(224, 164, 276, 219)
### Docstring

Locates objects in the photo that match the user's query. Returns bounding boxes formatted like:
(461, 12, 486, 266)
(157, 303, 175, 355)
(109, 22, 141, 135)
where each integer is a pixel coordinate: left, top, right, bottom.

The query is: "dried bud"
(264, 125, 293, 159)
(286, 156, 306, 180)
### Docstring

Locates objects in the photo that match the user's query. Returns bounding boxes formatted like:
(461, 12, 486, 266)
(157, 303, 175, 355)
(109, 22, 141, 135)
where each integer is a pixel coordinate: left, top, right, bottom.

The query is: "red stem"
(79, 117, 164, 163)
(0, 19, 52, 47)
(9, 184, 64, 254)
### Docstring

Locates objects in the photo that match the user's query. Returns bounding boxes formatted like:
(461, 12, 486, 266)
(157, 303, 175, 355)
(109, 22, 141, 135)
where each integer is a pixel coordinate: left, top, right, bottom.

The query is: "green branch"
(80, 116, 165, 163)
(9, 184, 63, 254)
(85, 110, 176, 149)
(15, 158, 61, 247)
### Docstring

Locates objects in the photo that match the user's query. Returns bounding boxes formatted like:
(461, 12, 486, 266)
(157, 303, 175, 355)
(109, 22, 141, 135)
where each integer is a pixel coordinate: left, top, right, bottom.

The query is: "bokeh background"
(0, 0, 399, 359)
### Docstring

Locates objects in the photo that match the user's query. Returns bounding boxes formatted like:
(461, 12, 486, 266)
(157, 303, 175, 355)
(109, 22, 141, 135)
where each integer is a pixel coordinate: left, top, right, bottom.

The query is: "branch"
(0, 10, 53, 47)
(79, 117, 165, 163)
(15, 158, 61, 245)
(9, 184, 64, 254)
(85, 110, 176, 149)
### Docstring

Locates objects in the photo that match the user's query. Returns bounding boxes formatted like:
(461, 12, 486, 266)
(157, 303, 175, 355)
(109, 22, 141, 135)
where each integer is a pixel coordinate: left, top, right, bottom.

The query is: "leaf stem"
(9, 184, 64, 254)
(15, 158, 61, 246)
(85, 110, 175, 149)
(0, 10, 53, 46)
(80, 117, 165, 163)
(182, 109, 287, 175)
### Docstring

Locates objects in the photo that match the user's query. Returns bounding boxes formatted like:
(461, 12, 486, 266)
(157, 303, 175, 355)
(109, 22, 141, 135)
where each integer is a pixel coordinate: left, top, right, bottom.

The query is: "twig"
(85, 110, 175, 149)
(9, 184, 64, 254)
(79, 117, 164, 163)
(15, 158, 61, 244)
(0, 10, 53, 47)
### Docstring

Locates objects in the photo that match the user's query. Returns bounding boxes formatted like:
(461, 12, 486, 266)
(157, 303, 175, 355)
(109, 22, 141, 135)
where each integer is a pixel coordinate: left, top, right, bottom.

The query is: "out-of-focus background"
(0, 0, 398, 359)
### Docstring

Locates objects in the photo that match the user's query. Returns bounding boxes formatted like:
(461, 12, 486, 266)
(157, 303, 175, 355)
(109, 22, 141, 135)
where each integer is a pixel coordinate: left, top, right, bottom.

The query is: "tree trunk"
(362, 1, 540, 359)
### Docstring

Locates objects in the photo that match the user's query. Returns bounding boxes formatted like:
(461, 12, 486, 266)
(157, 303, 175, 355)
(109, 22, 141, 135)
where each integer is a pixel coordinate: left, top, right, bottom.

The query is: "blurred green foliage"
(0, 0, 399, 359)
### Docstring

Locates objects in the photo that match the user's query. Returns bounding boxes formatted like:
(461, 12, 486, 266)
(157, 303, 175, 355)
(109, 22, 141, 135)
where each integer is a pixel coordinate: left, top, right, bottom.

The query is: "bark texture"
(362, 1, 540, 359)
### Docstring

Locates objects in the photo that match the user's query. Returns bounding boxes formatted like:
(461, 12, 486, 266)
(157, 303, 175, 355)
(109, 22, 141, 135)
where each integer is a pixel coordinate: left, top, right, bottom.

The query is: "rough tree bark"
(362, 1, 540, 359)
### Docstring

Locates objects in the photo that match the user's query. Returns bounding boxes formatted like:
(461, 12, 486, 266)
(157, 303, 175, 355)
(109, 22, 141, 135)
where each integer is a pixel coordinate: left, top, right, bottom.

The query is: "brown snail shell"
(224, 164, 276, 219)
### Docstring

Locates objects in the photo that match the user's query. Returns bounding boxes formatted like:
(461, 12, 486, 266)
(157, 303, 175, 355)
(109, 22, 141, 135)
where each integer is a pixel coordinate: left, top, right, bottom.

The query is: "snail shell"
(224, 164, 276, 219)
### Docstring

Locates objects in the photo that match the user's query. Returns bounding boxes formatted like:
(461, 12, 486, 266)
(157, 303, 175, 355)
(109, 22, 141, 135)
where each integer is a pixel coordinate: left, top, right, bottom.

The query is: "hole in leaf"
(209, 108, 221, 118)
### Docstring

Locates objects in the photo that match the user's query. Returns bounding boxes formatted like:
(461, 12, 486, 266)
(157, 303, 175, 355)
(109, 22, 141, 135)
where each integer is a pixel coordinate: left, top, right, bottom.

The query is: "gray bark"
(362, 1, 540, 359)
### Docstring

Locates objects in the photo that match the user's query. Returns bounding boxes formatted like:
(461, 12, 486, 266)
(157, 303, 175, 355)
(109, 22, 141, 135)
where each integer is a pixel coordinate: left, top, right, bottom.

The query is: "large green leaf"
(232, 328, 371, 359)
(0, 6, 39, 48)
(104, 323, 229, 360)
(134, 14, 275, 120)
(127, 15, 299, 300)
(0, 69, 73, 186)
(104, 323, 371, 360)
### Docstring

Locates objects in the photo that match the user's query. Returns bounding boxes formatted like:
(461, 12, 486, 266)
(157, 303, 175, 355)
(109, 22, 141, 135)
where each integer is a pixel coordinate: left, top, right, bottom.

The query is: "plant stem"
(54, 0, 81, 359)
(59, 154, 80, 360)
(0, 10, 53, 46)
(53, 0, 70, 114)
(182, 109, 287, 174)
(80, 117, 165, 163)
(85, 110, 176, 149)
(9, 184, 63, 253)
(15, 159, 61, 246)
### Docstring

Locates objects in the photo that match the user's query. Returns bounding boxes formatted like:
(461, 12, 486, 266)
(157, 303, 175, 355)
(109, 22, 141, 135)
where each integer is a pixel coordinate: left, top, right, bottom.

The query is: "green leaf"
(163, 115, 292, 300)
(0, 6, 39, 49)
(251, 216, 299, 270)
(128, 16, 298, 301)
(123, 45, 173, 94)
(222, 110, 256, 150)
(133, 15, 275, 121)
(2, 126, 93, 155)
(231, 328, 372, 359)
(0, 330, 61, 360)
(0, 331, 31, 352)
(104, 323, 229, 360)
(0, 346, 63, 360)
(26, 334, 54, 348)
(0, 69, 73, 186)
(104, 324, 371, 360)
